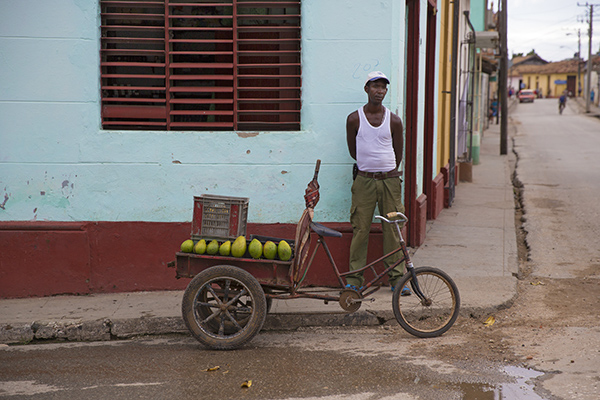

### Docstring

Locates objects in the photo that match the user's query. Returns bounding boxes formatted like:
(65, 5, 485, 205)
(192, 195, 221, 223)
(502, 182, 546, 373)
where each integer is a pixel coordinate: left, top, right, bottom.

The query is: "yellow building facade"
(511, 59, 582, 98)
(436, 0, 453, 174)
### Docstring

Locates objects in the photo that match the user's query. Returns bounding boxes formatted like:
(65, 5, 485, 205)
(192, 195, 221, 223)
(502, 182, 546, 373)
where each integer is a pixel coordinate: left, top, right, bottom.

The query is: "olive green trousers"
(346, 175, 405, 288)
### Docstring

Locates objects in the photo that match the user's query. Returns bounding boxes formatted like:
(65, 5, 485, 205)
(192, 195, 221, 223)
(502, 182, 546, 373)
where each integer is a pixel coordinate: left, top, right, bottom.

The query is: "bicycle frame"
(275, 212, 428, 303)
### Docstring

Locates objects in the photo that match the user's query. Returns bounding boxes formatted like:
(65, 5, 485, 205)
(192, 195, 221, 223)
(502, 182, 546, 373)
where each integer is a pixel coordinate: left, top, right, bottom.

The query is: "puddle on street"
(456, 366, 546, 399)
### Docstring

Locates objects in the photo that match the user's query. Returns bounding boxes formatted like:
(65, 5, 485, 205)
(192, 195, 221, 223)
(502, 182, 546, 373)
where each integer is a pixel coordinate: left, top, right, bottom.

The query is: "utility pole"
(578, 29, 582, 97)
(579, 3, 596, 112)
(586, 5, 594, 112)
(499, 0, 508, 155)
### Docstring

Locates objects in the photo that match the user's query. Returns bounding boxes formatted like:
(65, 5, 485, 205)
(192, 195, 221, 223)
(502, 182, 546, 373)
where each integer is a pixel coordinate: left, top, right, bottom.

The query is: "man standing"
(345, 71, 408, 294)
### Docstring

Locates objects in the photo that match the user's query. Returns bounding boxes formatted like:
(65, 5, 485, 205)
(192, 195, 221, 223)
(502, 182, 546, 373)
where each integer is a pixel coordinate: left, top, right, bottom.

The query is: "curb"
(0, 312, 384, 345)
(0, 318, 188, 345)
(0, 301, 513, 345)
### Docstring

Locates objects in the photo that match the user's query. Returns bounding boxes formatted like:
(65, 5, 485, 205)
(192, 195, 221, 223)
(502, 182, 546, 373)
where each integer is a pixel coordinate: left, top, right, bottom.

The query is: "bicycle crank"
(339, 290, 375, 312)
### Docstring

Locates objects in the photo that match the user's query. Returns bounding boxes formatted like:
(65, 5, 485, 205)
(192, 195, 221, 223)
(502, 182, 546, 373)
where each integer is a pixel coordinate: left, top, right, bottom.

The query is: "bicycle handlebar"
(375, 211, 408, 224)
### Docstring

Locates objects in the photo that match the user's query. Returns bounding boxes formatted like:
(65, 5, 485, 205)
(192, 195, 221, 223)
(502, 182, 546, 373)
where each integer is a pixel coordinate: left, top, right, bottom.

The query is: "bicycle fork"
(405, 262, 430, 305)
(397, 237, 429, 304)
(388, 216, 429, 305)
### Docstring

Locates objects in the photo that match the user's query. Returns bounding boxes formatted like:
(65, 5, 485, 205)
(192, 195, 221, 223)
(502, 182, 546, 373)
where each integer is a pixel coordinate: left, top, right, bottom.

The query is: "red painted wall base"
(414, 194, 428, 247)
(0, 221, 399, 299)
(430, 173, 445, 220)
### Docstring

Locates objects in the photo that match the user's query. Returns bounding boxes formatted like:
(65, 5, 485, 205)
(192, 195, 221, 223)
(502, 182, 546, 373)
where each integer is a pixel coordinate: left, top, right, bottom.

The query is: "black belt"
(356, 169, 402, 180)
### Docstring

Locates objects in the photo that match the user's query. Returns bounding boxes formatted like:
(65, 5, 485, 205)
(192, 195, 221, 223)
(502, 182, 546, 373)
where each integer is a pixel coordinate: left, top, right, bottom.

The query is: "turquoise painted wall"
(470, 0, 486, 32)
(0, 0, 412, 225)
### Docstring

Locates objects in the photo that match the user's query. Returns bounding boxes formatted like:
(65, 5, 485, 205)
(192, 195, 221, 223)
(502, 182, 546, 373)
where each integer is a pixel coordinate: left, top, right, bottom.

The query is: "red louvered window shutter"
(101, 0, 301, 131)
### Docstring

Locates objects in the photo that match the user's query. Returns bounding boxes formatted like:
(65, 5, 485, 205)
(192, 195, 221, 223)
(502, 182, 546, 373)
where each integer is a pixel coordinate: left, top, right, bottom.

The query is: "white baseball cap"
(365, 71, 390, 85)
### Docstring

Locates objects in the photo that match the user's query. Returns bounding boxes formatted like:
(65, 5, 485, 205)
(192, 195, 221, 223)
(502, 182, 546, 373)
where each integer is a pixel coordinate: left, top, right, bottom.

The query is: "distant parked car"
(518, 89, 535, 103)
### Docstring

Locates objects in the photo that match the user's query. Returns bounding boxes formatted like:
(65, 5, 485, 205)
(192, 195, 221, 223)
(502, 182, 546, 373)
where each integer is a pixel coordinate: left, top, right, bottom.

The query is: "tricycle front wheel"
(392, 267, 460, 338)
(182, 265, 267, 350)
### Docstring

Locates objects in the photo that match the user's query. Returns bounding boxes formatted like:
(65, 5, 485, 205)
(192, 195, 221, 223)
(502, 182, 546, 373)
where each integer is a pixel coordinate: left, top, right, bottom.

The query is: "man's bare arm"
(346, 111, 359, 160)
(390, 113, 404, 170)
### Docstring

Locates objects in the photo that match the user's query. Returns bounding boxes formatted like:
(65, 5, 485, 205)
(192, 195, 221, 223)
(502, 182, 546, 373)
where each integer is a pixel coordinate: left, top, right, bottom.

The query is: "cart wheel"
(182, 265, 267, 350)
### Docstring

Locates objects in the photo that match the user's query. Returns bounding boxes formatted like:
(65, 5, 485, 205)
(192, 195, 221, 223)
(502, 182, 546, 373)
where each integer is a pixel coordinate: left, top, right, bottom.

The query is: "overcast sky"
(505, 0, 600, 62)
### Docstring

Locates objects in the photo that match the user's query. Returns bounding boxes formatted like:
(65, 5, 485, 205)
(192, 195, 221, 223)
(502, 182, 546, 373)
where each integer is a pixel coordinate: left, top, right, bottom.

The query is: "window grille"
(100, 0, 301, 131)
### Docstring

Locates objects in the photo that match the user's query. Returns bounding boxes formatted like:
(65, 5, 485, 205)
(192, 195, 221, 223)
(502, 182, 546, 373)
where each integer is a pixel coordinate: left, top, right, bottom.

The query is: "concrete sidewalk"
(0, 124, 518, 344)
(572, 96, 600, 117)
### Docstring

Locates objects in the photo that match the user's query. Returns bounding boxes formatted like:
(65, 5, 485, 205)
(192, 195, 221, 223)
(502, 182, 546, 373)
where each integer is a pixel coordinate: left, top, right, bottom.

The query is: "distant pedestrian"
(559, 92, 567, 114)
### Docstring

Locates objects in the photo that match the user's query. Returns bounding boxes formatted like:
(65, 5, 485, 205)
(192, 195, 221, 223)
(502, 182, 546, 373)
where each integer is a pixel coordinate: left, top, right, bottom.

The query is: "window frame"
(100, 0, 302, 131)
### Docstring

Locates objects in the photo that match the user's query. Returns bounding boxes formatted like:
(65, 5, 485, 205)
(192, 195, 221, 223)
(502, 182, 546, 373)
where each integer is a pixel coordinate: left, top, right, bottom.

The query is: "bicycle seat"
(310, 222, 342, 238)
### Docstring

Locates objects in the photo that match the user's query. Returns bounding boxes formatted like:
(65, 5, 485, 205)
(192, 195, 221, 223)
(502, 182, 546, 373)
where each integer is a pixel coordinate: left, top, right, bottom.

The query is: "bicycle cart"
(171, 160, 460, 350)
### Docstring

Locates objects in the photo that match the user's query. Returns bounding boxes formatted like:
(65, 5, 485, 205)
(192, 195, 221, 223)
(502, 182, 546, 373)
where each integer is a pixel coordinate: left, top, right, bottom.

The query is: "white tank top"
(356, 106, 397, 172)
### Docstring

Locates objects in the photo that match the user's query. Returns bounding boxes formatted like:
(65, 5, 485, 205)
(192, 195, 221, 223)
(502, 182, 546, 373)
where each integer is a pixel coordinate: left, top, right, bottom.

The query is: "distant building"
(510, 56, 584, 98)
(510, 53, 549, 68)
